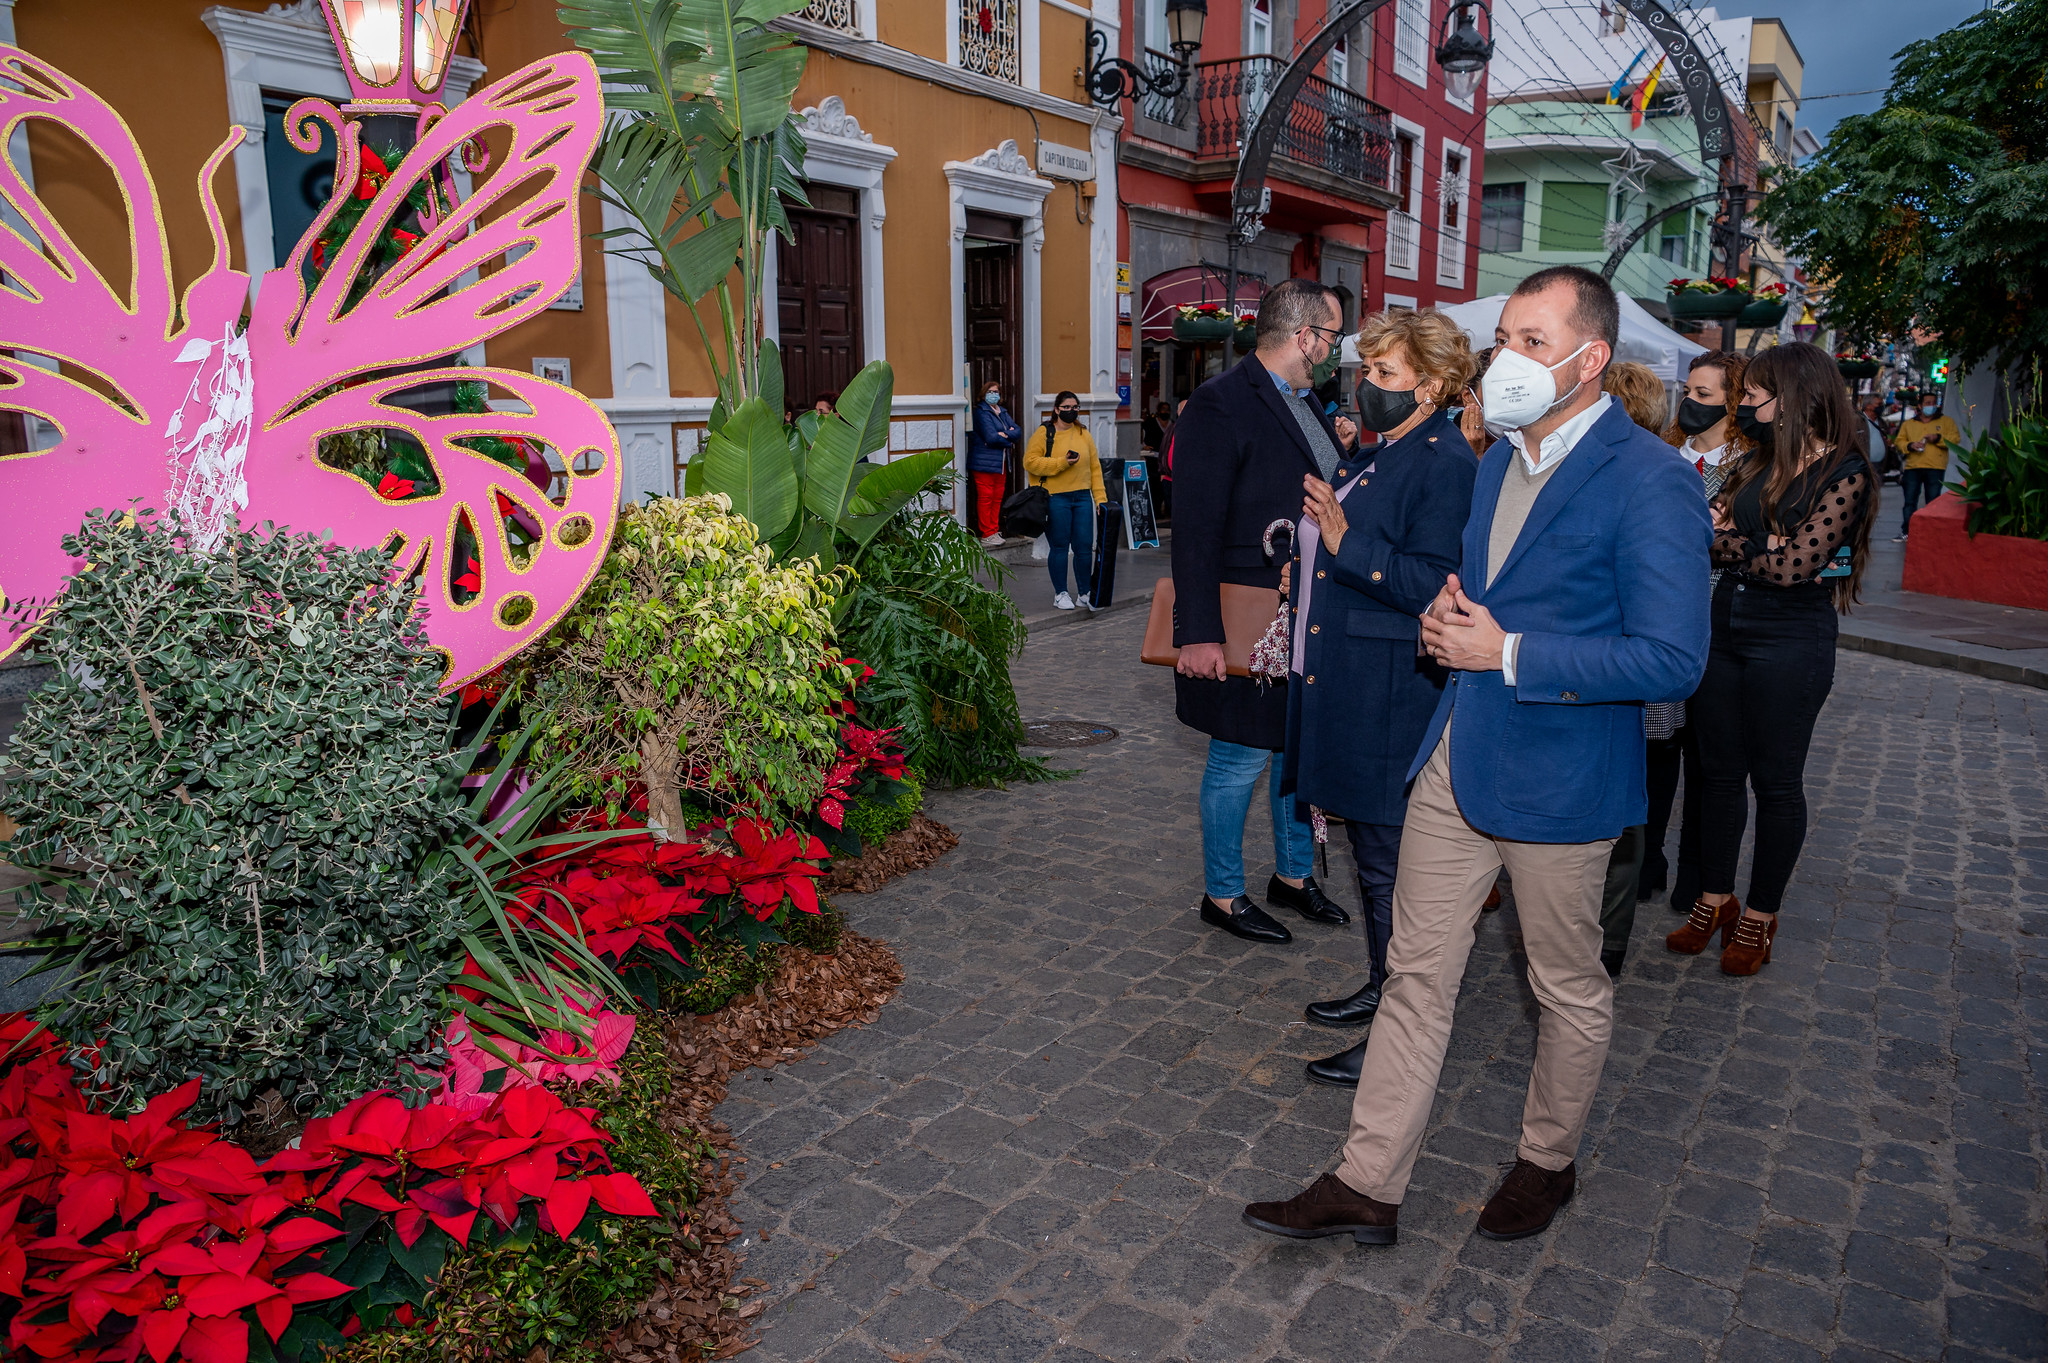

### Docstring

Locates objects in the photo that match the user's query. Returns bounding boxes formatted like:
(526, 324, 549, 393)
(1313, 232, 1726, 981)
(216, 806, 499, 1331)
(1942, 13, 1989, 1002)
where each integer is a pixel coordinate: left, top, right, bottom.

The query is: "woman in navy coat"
(1282, 308, 1479, 1086)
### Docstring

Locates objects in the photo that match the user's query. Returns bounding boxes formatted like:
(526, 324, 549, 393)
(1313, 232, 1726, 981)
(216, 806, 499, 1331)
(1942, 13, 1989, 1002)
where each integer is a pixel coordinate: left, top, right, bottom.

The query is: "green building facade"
(1475, 100, 1718, 307)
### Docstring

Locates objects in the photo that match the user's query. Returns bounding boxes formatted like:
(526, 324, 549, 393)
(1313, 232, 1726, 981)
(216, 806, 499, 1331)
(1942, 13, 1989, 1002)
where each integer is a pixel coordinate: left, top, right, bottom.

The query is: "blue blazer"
(1283, 408, 1476, 826)
(968, 403, 1022, 473)
(1411, 401, 1712, 843)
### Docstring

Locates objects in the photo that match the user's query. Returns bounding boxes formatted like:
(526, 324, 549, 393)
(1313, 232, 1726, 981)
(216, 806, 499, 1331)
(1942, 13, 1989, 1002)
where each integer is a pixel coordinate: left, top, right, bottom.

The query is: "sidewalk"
(985, 531, 1173, 638)
(1842, 485, 2048, 690)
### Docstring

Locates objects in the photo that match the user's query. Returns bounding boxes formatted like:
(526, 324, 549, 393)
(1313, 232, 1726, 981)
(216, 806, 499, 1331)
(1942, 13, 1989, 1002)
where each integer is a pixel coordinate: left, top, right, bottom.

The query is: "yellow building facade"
(0, 0, 1124, 508)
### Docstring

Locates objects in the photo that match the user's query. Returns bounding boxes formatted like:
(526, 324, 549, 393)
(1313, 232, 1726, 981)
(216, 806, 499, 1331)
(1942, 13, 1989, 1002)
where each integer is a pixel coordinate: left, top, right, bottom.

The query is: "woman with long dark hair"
(1643, 351, 1750, 912)
(1666, 343, 1874, 974)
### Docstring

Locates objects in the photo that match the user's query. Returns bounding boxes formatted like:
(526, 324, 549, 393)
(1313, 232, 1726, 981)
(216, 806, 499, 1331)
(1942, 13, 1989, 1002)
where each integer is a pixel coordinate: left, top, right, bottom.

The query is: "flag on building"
(1630, 54, 1668, 129)
(1605, 49, 1647, 104)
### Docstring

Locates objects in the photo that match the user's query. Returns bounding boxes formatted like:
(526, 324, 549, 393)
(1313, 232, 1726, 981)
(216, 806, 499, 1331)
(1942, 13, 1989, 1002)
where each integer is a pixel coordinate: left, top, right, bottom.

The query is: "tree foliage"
(5, 512, 467, 1123)
(1757, 0, 2048, 371)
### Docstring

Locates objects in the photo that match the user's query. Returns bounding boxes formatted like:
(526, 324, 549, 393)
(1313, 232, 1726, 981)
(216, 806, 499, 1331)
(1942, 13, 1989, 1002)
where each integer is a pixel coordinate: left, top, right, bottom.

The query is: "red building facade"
(1115, 0, 1487, 454)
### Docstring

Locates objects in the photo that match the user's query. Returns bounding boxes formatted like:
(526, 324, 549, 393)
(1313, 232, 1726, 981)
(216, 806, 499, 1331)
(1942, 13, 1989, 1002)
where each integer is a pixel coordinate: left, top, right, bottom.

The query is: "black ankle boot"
(1305, 1037, 1371, 1087)
(1306, 980, 1383, 1027)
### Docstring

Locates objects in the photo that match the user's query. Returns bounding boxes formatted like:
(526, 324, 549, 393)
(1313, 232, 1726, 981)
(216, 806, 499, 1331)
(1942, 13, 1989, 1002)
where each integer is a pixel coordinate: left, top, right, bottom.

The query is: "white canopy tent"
(1340, 293, 1709, 384)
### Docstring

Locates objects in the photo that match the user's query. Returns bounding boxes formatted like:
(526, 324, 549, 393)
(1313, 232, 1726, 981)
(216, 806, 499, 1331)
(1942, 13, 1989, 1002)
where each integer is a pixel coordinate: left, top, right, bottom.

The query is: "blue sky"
(1701, 0, 1992, 143)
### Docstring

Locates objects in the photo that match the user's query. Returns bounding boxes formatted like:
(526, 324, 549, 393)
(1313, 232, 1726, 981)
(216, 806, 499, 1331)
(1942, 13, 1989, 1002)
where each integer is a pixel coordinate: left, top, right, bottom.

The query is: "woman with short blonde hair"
(1602, 360, 1669, 434)
(1284, 306, 1479, 1086)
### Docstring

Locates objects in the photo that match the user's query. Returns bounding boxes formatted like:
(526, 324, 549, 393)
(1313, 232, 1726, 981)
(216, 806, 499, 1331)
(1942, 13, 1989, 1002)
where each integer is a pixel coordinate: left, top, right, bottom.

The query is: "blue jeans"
(1046, 490, 1094, 596)
(1200, 739, 1315, 901)
(1900, 467, 1944, 533)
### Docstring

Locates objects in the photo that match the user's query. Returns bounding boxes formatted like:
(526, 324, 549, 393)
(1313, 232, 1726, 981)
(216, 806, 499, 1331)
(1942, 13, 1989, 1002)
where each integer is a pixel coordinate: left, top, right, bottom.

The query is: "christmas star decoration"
(1601, 142, 1657, 196)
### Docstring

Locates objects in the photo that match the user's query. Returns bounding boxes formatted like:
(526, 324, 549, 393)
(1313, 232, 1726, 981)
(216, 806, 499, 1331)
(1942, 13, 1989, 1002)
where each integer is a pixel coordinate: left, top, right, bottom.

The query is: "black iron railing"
(1190, 56, 1393, 188)
(1137, 49, 1191, 128)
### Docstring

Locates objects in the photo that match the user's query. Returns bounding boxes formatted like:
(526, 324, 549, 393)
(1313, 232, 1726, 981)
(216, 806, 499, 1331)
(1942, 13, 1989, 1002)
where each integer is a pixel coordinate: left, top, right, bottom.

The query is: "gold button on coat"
(1310, 625, 1320, 634)
(1371, 571, 1383, 581)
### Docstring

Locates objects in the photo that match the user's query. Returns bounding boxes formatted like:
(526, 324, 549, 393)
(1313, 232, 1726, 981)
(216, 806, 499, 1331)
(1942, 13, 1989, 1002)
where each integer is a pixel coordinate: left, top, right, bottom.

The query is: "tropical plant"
(1951, 406, 2048, 541)
(523, 495, 851, 839)
(834, 511, 1053, 787)
(1756, 0, 2048, 371)
(683, 356, 953, 573)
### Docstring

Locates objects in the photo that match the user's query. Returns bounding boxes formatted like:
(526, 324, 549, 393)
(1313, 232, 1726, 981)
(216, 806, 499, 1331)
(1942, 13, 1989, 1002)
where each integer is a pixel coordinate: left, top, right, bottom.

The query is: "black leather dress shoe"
(1199, 895, 1293, 944)
(1266, 874, 1350, 925)
(1305, 980, 1382, 1027)
(1305, 1037, 1370, 1088)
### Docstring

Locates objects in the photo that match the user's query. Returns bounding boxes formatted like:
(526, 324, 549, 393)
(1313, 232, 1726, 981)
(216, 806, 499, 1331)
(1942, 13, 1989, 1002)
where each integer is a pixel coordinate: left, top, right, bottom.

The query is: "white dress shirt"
(1498, 394, 1613, 684)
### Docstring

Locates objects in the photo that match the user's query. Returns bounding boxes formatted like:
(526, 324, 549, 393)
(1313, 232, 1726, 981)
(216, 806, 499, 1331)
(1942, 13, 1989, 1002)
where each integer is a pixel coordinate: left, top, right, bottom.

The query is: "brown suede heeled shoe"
(1720, 913, 1777, 975)
(1666, 895, 1739, 955)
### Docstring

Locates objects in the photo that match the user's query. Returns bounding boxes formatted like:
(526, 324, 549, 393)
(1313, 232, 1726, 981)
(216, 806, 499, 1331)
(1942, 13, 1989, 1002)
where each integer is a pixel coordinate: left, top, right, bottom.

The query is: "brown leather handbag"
(1141, 578, 1281, 678)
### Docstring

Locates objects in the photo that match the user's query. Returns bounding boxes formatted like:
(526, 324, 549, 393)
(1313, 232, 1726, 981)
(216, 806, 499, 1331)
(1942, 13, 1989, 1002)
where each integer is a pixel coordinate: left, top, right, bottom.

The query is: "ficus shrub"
(4, 509, 469, 1124)
(525, 494, 852, 839)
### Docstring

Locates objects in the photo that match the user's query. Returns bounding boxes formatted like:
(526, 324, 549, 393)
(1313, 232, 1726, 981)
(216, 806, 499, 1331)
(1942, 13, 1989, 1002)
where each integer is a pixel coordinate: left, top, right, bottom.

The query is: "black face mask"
(1735, 403, 1774, 452)
(1355, 378, 1422, 434)
(1055, 407, 1079, 423)
(1675, 397, 1724, 437)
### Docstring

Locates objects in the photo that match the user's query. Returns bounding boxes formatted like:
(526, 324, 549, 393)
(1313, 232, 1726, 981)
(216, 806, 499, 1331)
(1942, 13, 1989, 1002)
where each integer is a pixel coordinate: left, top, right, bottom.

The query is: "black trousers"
(1601, 825, 1645, 964)
(1694, 577, 1837, 915)
(1645, 724, 1704, 908)
(1344, 820, 1402, 989)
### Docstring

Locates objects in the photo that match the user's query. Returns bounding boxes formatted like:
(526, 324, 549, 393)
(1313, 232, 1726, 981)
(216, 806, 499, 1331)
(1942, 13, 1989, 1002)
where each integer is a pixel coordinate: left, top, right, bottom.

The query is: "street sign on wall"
(1036, 141, 1095, 180)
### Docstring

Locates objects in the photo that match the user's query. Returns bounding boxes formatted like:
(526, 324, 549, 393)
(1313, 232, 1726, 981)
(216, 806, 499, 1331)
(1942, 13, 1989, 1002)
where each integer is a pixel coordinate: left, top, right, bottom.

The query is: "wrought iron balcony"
(1187, 56, 1394, 189)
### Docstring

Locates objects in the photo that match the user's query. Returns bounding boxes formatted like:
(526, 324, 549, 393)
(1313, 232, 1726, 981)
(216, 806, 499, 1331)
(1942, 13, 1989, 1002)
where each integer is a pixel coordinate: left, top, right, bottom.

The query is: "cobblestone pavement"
(715, 606, 2048, 1363)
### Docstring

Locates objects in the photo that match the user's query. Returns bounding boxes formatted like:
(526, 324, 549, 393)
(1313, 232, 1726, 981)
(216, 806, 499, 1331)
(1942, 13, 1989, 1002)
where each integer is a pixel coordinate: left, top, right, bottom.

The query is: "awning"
(1137, 265, 1266, 342)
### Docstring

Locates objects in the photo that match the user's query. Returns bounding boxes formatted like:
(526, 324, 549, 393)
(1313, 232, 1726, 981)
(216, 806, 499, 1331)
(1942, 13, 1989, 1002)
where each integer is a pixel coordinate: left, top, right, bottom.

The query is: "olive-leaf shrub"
(525, 494, 852, 840)
(3, 510, 471, 1124)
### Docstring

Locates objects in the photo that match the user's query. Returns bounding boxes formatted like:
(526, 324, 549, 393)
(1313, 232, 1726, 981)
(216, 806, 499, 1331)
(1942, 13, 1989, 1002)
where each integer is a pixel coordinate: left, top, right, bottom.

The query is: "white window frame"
(1385, 115, 1426, 281)
(1328, 35, 1348, 87)
(1383, 293, 1419, 311)
(1435, 138, 1471, 290)
(1248, 0, 1273, 55)
(1393, 0, 1430, 88)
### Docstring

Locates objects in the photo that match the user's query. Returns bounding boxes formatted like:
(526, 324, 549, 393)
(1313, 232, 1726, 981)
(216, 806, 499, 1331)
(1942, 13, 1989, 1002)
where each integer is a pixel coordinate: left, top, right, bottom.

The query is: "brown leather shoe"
(1243, 1172, 1399, 1246)
(1665, 894, 1739, 955)
(1475, 1159, 1575, 1241)
(1720, 912, 1777, 975)
(1482, 882, 1503, 910)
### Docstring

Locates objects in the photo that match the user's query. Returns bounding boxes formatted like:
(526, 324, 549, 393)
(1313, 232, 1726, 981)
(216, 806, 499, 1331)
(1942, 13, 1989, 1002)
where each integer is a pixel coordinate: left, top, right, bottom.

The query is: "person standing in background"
(1670, 342, 1875, 975)
(1891, 399, 1961, 541)
(1023, 392, 1107, 611)
(968, 381, 1022, 549)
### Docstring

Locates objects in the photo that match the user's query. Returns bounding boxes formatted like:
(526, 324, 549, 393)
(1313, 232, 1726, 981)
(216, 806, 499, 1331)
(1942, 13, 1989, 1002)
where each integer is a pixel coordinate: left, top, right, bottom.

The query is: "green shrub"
(836, 512, 1054, 787)
(526, 496, 851, 840)
(781, 898, 846, 954)
(844, 767, 923, 847)
(660, 937, 779, 1015)
(4, 511, 465, 1123)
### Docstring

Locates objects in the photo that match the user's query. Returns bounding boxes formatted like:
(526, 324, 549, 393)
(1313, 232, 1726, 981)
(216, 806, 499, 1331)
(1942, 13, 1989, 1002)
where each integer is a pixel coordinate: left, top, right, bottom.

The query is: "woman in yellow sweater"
(1022, 391, 1109, 610)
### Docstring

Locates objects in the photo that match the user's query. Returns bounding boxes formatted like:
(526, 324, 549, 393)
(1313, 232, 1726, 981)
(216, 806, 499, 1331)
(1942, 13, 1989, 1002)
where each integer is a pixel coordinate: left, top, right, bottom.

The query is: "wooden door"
(963, 212, 1021, 486)
(778, 187, 861, 410)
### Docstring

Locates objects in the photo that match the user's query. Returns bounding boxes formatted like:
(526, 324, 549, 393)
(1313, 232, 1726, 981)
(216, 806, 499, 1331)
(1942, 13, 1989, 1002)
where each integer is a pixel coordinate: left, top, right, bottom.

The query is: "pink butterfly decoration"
(0, 46, 620, 689)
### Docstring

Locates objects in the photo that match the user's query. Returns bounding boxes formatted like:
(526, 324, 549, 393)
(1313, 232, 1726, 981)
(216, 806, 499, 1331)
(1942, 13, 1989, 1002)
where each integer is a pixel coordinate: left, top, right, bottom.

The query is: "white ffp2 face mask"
(1481, 341, 1593, 431)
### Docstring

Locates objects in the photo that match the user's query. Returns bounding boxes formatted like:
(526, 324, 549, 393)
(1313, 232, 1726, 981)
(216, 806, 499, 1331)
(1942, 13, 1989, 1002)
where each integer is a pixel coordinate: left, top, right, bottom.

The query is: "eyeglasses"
(1304, 324, 1345, 347)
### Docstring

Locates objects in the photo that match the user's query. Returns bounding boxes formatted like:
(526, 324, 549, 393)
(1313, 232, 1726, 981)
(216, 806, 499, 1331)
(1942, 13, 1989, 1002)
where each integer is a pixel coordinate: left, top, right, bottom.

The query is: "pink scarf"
(1290, 461, 1374, 674)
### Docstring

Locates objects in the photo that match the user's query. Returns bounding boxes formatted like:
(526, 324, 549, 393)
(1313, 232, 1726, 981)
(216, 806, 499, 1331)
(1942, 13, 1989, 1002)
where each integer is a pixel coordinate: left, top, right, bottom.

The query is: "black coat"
(1281, 407, 1477, 825)
(1170, 354, 1340, 750)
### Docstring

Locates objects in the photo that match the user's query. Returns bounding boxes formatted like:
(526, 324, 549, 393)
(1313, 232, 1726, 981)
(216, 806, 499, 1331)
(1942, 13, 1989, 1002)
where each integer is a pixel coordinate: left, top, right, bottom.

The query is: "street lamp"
(1435, 0, 1494, 104)
(319, 0, 471, 113)
(1085, 0, 1207, 110)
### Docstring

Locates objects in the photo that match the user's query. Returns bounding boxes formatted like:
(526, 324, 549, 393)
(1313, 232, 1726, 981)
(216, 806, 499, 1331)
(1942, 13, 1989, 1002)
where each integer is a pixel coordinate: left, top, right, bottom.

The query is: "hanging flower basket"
(1836, 359, 1881, 380)
(1738, 300, 1787, 328)
(1667, 289, 1750, 320)
(1234, 322, 1259, 350)
(1172, 303, 1233, 342)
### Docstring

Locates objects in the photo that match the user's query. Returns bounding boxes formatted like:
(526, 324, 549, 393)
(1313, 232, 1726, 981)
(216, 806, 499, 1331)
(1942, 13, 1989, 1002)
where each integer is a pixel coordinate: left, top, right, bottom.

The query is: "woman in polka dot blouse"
(1666, 343, 1875, 977)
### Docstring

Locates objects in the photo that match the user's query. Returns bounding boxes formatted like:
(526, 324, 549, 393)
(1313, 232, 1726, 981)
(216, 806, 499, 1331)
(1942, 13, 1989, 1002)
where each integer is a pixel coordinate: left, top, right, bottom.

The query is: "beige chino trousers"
(1337, 733, 1618, 1203)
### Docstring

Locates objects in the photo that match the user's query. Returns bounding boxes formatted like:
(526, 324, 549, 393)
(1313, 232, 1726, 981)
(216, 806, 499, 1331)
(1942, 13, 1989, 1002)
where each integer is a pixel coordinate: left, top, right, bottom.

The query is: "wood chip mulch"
(817, 814, 958, 896)
(605, 930, 905, 1362)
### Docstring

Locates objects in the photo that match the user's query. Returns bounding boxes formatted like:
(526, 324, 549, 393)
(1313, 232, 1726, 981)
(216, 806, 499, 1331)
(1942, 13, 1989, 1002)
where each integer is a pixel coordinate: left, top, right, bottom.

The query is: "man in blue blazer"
(1245, 266, 1711, 1248)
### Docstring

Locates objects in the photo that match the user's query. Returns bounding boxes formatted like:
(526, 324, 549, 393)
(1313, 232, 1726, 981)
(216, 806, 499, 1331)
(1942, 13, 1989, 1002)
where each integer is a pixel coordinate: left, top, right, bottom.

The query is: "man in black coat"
(1171, 278, 1356, 944)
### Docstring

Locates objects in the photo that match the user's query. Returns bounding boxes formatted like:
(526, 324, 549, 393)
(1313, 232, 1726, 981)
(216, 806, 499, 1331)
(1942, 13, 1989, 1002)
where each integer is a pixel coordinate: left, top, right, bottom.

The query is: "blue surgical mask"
(984, 391, 1001, 406)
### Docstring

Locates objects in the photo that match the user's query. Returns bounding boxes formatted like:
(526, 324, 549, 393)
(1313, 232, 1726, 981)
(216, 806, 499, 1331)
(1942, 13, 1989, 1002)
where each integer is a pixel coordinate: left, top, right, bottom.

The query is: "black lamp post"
(1434, 0, 1495, 104)
(1085, 0, 1207, 110)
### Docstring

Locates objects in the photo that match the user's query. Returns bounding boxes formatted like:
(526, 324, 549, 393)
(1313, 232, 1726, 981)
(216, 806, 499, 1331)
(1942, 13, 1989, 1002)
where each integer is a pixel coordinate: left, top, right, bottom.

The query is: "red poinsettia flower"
(454, 556, 482, 592)
(354, 145, 391, 200)
(376, 472, 415, 500)
(977, 3, 994, 33)
(391, 228, 421, 255)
